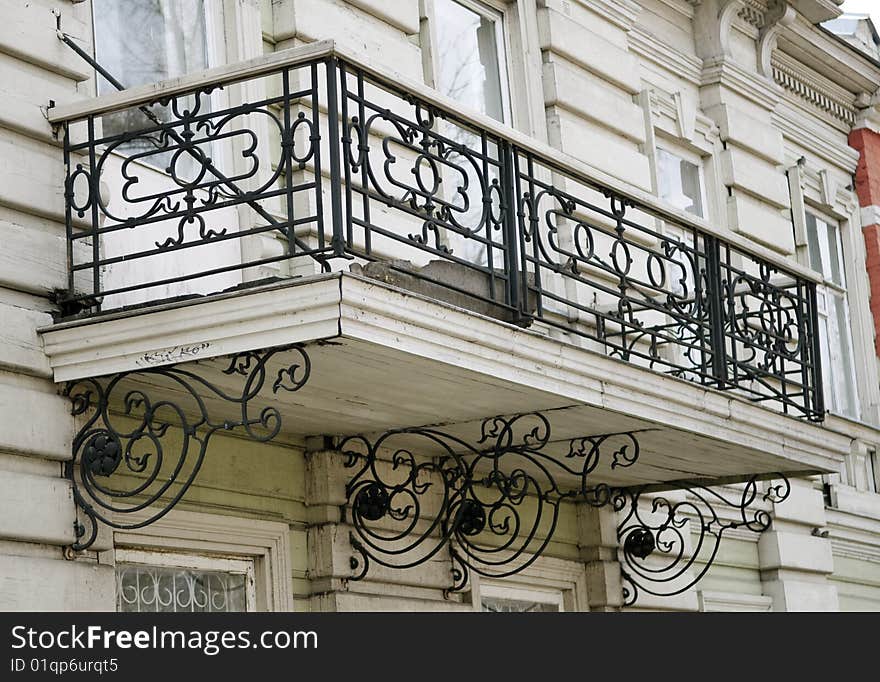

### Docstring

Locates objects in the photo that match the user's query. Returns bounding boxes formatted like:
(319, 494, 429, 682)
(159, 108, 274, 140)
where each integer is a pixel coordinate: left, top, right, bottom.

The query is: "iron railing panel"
(56, 52, 824, 420)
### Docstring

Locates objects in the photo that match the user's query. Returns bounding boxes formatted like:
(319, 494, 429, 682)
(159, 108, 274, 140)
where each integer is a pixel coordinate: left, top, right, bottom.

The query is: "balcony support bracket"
(340, 413, 791, 605)
(63, 344, 311, 552)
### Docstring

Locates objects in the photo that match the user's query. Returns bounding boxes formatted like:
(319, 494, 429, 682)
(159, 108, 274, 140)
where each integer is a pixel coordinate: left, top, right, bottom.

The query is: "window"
(479, 583, 565, 612)
(92, 0, 217, 167)
(656, 147, 706, 218)
(805, 212, 859, 418)
(431, 0, 510, 123)
(93, 0, 210, 93)
(113, 510, 294, 612)
(115, 549, 256, 613)
(422, 1, 513, 264)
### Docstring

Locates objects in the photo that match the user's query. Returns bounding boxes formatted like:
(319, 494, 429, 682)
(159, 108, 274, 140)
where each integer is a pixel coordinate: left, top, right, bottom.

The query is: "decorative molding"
(649, 87, 721, 148)
(114, 509, 294, 611)
(692, 0, 748, 61)
(799, 164, 859, 217)
(475, 555, 589, 611)
(629, 27, 703, 86)
(757, 1, 796, 77)
(652, 0, 697, 21)
(738, 0, 768, 30)
(701, 57, 781, 111)
(854, 90, 880, 134)
(572, 0, 642, 32)
(772, 106, 860, 173)
(772, 56, 858, 127)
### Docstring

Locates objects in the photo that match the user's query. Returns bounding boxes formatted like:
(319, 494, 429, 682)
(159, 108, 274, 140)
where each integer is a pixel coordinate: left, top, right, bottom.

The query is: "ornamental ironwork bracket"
(340, 412, 790, 605)
(63, 344, 311, 552)
(614, 477, 791, 605)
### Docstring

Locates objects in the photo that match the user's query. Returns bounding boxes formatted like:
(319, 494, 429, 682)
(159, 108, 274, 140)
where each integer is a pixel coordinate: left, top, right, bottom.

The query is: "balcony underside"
(40, 272, 847, 488)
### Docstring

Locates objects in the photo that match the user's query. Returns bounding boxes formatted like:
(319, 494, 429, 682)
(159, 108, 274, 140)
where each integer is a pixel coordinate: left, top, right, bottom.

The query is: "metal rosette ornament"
(341, 412, 646, 592)
(615, 475, 791, 605)
(64, 344, 311, 551)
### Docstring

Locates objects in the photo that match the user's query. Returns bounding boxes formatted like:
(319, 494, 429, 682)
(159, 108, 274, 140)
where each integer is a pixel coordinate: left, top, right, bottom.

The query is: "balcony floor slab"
(38, 272, 849, 487)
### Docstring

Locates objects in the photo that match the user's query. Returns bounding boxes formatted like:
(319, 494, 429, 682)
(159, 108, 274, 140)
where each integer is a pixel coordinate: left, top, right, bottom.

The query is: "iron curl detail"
(616, 474, 791, 606)
(63, 344, 311, 551)
(340, 412, 647, 592)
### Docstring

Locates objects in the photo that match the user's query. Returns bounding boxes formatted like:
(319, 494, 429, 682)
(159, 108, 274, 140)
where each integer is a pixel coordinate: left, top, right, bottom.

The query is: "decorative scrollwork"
(341, 412, 647, 592)
(63, 344, 311, 551)
(616, 475, 791, 605)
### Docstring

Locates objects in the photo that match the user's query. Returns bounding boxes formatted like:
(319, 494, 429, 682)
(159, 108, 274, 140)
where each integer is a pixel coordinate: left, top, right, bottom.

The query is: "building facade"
(1, 0, 879, 612)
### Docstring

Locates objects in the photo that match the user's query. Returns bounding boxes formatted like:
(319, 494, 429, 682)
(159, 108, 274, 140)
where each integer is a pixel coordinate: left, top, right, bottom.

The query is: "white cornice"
(780, 16, 880, 96)
(771, 53, 858, 127)
(571, 0, 642, 31)
(700, 57, 781, 111)
(629, 26, 703, 86)
(652, 0, 696, 21)
(773, 104, 860, 173)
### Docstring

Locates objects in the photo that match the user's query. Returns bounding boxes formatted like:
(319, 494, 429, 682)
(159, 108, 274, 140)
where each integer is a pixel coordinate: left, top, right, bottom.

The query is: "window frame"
(787, 161, 880, 424)
(467, 556, 587, 612)
(654, 141, 710, 220)
(803, 208, 861, 419)
(89, 0, 230, 176)
(91, 0, 228, 96)
(113, 509, 294, 612)
(420, 0, 541, 136)
(115, 548, 257, 613)
(479, 582, 566, 612)
(868, 447, 879, 494)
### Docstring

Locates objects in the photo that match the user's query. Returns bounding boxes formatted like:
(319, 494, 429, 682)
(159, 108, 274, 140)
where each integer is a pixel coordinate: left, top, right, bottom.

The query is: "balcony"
(41, 41, 845, 494)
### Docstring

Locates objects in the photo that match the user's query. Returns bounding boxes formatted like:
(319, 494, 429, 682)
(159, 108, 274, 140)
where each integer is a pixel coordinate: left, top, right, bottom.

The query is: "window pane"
(825, 221, 845, 287)
(434, 0, 506, 122)
(116, 564, 248, 613)
(831, 293, 857, 417)
(482, 597, 560, 612)
(94, 0, 209, 93)
(656, 149, 705, 218)
(93, 0, 211, 172)
(804, 213, 824, 275)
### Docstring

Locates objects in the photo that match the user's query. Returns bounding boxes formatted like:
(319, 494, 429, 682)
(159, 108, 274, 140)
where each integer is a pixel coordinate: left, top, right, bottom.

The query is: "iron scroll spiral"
(341, 412, 647, 593)
(64, 344, 311, 551)
(615, 475, 791, 605)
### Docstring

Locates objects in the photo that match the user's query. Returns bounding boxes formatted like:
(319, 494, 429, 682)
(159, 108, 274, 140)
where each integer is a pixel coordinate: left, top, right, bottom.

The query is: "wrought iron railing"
(53, 43, 824, 420)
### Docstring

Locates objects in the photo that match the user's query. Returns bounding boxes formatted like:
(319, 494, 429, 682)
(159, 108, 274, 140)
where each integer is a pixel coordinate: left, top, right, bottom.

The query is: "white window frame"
(788, 161, 880, 424)
(468, 556, 587, 612)
(113, 509, 293, 612)
(479, 582, 566, 612)
(804, 208, 860, 419)
(420, 0, 542, 135)
(654, 142, 710, 220)
(90, 0, 230, 170)
(91, 0, 228, 95)
(115, 548, 257, 613)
